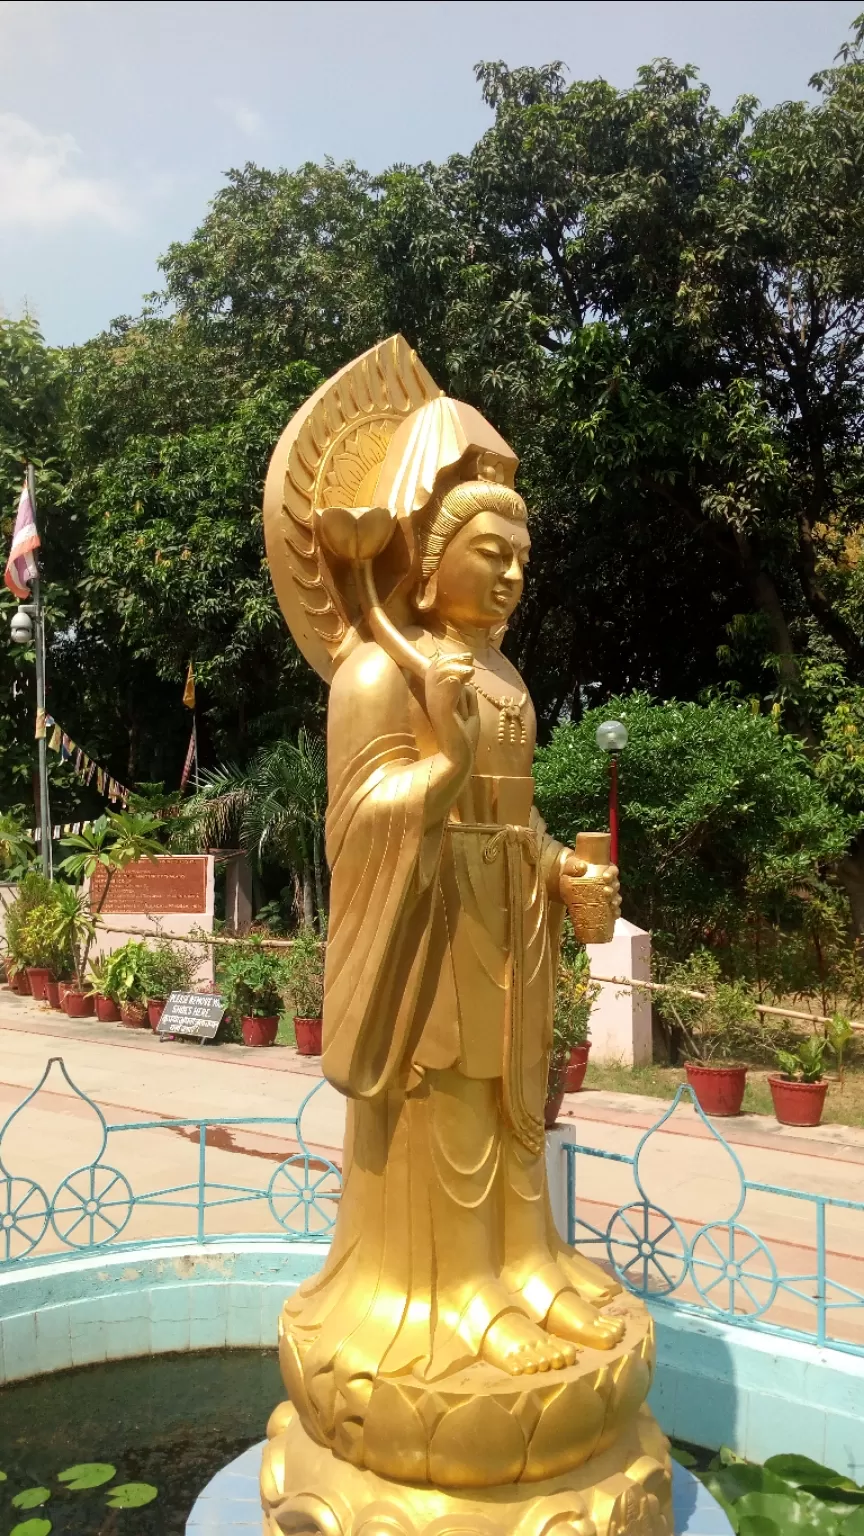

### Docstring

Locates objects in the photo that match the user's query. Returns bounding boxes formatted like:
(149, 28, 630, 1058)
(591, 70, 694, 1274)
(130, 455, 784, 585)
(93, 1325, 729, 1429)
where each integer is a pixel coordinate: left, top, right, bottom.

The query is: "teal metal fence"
(0, 1057, 341, 1270)
(562, 1084, 864, 1358)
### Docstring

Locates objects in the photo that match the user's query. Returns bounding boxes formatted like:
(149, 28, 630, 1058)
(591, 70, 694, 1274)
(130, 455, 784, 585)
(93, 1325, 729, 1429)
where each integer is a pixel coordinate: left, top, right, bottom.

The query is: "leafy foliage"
(217, 935, 290, 1019)
(776, 1037, 830, 1083)
(285, 926, 325, 1018)
(535, 693, 855, 975)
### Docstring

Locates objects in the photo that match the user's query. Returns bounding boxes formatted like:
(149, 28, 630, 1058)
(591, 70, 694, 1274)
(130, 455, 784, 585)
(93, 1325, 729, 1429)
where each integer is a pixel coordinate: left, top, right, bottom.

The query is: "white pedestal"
(585, 917, 652, 1066)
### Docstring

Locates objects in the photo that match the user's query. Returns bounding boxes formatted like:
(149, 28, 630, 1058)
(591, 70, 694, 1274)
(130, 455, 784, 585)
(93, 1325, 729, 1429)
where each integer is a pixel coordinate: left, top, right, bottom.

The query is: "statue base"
(261, 1402, 672, 1536)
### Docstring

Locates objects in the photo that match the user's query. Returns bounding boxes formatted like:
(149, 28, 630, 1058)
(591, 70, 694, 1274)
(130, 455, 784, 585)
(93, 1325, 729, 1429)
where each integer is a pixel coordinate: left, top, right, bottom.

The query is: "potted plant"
(659, 953, 758, 1117)
(770, 1037, 830, 1127)
(544, 1048, 569, 1129)
(219, 938, 289, 1047)
(19, 900, 74, 1004)
(4, 871, 54, 997)
(48, 884, 98, 1018)
(87, 954, 123, 1022)
(107, 939, 152, 1027)
(286, 928, 325, 1055)
(554, 935, 598, 1094)
(140, 937, 198, 1029)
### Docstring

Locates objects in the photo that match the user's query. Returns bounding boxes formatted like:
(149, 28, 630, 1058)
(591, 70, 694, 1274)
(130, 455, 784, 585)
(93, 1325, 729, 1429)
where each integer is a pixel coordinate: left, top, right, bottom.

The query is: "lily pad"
(105, 1482, 158, 1509)
(706, 1466, 797, 1505)
(841, 1511, 864, 1535)
(671, 1446, 699, 1468)
(57, 1463, 116, 1490)
(11, 1488, 51, 1510)
(0, 1470, 7, 1481)
(765, 1458, 857, 1492)
(735, 1492, 838, 1536)
(738, 1517, 780, 1536)
(10, 1521, 52, 1536)
(804, 1490, 864, 1515)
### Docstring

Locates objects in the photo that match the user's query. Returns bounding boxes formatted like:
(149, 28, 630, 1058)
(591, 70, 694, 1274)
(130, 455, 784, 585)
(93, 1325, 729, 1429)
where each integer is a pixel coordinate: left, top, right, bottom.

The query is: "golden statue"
(260, 337, 671, 1536)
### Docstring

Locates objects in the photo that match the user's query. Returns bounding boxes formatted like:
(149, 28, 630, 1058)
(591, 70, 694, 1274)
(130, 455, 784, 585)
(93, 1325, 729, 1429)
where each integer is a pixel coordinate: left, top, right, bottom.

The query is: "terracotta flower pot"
(26, 966, 53, 1001)
(294, 1016, 323, 1056)
(121, 1000, 149, 1029)
(241, 1014, 279, 1047)
(769, 1074, 828, 1128)
(3, 956, 15, 984)
(544, 1087, 566, 1129)
(95, 993, 121, 1023)
(64, 988, 95, 1019)
(16, 969, 32, 996)
(686, 1062, 748, 1118)
(148, 998, 165, 1031)
(58, 980, 72, 1007)
(45, 979, 62, 1010)
(564, 1042, 591, 1094)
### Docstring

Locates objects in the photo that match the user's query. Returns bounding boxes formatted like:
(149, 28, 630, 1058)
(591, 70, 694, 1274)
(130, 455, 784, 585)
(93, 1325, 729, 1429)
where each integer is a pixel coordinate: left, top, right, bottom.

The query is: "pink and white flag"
(5, 480, 40, 599)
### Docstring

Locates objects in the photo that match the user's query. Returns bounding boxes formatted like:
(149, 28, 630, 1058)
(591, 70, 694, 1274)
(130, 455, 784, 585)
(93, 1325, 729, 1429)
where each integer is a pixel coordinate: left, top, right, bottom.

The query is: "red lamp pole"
(609, 753, 619, 867)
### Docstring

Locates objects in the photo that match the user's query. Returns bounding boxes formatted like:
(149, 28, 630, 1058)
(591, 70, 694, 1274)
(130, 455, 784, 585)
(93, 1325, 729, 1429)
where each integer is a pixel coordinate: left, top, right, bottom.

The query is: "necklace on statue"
(472, 681, 528, 744)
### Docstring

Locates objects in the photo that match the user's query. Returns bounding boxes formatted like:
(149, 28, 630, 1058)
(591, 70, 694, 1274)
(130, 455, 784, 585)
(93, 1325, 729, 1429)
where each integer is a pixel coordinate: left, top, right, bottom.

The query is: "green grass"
(582, 1061, 864, 1129)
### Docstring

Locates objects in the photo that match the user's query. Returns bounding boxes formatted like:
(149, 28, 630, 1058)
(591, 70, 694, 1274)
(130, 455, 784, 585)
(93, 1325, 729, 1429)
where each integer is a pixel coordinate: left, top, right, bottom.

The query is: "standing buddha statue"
(260, 336, 671, 1536)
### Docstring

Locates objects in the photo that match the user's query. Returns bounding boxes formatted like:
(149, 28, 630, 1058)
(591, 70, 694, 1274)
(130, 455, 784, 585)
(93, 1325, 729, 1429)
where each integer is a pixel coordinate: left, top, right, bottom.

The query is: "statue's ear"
(413, 573, 438, 612)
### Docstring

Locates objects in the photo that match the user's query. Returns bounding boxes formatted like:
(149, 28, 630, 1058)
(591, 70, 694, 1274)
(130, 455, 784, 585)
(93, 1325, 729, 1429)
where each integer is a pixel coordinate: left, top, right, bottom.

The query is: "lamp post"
(595, 718, 628, 867)
(10, 466, 51, 877)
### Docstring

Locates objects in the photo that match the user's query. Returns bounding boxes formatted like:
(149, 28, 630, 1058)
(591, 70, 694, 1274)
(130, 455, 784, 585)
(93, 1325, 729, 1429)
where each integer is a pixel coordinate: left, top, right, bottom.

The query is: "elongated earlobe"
(413, 574, 438, 612)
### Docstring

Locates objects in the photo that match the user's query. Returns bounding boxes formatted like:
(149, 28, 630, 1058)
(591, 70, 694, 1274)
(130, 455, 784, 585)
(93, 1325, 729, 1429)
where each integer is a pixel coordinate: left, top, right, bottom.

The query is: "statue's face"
(432, 509, 530, 630)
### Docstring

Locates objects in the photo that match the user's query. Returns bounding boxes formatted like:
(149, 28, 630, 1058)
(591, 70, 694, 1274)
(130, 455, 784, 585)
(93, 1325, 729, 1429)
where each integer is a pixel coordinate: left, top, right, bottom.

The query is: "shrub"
(218, 937, 289, 1020)
(535, 694, 855, 984)
(286, 927, 325, 1018)
(140, 937, 198, 1001)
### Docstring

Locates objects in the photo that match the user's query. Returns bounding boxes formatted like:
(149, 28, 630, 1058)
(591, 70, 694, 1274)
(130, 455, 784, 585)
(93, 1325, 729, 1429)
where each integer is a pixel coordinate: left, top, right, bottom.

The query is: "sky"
(0, 0, 858, 347)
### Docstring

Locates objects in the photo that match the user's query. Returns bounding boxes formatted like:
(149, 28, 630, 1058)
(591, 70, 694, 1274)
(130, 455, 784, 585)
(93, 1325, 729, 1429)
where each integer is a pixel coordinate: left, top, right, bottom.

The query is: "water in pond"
(0, 1348, 282, 1535)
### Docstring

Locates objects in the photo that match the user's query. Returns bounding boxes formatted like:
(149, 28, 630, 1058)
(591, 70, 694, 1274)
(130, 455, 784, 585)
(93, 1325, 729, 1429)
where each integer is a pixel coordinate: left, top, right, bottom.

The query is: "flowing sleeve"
(321, 646, 446, 1099)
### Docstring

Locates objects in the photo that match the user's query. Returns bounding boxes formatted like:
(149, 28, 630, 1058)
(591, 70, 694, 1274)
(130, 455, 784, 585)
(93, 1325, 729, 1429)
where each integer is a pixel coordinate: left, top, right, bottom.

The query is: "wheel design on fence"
(0, 1175, 49, 1260)
(51, 1164, 134, 1249)
(606, 1200, 689, 1296)
(268, 1154, 341, 1237)
(690, 1221, 778, 1318)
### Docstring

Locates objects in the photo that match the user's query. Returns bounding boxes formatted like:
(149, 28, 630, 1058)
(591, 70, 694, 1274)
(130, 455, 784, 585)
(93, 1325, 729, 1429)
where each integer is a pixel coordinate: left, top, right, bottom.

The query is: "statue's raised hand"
(425, 651, 479, 770)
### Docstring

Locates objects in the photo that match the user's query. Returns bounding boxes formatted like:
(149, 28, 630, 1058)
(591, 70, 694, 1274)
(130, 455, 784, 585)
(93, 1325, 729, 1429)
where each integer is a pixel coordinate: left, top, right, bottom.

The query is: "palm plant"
(172, 730, 327, 930)
(57, 811, 164, 914)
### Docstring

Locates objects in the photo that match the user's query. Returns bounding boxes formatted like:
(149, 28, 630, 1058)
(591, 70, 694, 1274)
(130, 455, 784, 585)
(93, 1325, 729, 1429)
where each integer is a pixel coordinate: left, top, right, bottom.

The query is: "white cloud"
(218, 99, 265, 137)
(0, 112, 133, 230)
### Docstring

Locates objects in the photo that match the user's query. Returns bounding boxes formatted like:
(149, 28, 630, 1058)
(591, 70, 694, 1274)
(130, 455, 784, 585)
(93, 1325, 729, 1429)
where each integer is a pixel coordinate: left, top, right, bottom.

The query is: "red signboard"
(90, 856, 209, 914)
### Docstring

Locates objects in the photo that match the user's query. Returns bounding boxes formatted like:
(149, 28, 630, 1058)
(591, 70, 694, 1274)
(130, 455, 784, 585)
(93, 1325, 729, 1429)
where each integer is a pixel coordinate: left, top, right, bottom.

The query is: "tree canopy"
(2, 14, 863, 936)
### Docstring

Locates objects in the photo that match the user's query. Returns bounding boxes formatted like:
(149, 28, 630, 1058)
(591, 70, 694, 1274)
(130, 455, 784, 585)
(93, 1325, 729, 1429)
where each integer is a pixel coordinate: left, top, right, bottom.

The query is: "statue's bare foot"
(482, 1310, 578, 1376)
(554, 1246, 622, 1305)
(546, 1289, 626, 1350)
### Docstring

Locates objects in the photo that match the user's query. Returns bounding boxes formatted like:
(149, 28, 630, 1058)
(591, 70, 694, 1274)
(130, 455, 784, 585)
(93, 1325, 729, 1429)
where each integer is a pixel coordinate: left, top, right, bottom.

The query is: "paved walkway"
(1, 989, 862, 1346)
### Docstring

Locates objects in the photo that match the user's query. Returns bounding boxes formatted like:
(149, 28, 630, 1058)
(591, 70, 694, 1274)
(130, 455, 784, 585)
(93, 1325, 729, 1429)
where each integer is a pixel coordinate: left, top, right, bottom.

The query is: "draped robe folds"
(284, 638, 568, 1393)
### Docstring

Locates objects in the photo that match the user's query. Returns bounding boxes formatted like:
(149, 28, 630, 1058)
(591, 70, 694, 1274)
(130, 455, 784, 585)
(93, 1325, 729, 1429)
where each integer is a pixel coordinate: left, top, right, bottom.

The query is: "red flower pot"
(241, 1014, 279, 1047)
(121, 1000, 149, 1029)
(294, 1016, 322, 1056)
(64, 988, 95, 1019)
(26, 966, 53, 1001)
(3, 956, 15, 985)
(769, 1074, 828, 1128)
(148, 999, 165, 1031)
(58, 980, 72, 1007)
(95, 994, 121, 1023)
(544, 1087, 566, 1129)
(564, 1042, 591, 1094)
(16, 969, 32, 996)
(686, 1063, 747, 1117)
(45, 979, 62, 1010)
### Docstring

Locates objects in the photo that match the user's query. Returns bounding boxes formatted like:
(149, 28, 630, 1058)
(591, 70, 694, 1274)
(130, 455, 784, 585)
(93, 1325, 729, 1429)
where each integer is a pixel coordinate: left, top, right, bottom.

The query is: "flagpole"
(28, 466, 52, 879)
